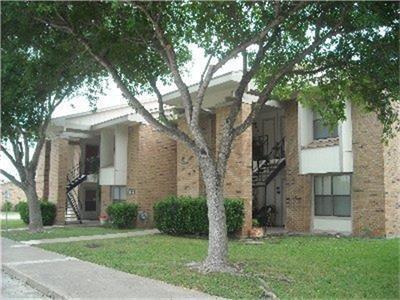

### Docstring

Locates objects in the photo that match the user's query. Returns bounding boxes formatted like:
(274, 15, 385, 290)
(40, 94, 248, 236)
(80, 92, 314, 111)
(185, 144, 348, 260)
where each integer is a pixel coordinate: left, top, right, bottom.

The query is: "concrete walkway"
(2, 238, 217, 299)
(21, 229, 160, 245)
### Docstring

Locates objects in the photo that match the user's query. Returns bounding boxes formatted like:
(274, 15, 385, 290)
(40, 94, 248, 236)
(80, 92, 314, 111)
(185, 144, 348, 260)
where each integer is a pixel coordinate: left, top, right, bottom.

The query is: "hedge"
(106, 202, 138, 228)
(18, 201, 56, 226)
(153, 196, 244, 235)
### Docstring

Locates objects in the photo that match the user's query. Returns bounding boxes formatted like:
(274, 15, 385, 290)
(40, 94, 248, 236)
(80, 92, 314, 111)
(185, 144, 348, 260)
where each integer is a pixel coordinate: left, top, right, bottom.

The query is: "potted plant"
(99, 214, 108, 225)
(249, 219, 265, 238)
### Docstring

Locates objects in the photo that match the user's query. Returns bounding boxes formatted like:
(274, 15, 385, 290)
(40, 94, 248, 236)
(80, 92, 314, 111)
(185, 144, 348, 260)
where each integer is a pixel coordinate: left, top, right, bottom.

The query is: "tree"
(18, 1, 399, 269)
(1, 2, 102, 232)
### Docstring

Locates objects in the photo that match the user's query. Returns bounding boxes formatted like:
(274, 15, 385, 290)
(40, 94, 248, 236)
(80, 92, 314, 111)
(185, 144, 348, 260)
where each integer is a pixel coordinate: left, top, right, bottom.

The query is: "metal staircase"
(65, 157, 99, 224)
(252, 138, 286, 191)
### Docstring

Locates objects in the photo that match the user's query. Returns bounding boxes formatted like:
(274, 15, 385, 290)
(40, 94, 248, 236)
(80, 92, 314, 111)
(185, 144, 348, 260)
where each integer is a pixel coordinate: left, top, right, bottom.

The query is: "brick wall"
(215, 104, 253, 235)
(48, 138, 70, 224)
(176, 114, 215, 197)
(175, 106, 252, 235)
(100, 185, 111, 215)
(126, 124, 177, 227)
(383, 103, 400, 238)
(283, 101, 312, 232)
(384, 126, 400, 237)
(36, 140, 51, 200)
(351, 106, 386, 236)
(0, 182, 26, 207)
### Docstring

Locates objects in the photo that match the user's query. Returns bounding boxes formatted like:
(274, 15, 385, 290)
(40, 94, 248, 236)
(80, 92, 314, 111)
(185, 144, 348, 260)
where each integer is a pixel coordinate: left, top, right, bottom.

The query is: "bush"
(18, 201, 57, 226)
(106, 202, 138, 228)
(1, 201, 13, 212)
(14, 201, 26, 213)
(153, 196, 244, 235)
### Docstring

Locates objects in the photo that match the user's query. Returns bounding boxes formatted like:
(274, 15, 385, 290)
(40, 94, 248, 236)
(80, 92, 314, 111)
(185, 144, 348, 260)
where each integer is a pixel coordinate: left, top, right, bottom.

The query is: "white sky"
(1, 45, 243, 182)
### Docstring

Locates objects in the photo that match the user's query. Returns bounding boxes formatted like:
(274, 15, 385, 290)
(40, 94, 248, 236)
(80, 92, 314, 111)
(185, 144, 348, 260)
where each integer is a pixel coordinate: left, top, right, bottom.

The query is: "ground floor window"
(111, 186, 127, 203)
(314, 174, 351, 217)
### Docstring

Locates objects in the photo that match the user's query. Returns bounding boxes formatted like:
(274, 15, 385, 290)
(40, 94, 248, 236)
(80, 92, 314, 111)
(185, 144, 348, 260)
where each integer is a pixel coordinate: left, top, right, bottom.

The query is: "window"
(314, 175, 351, 217)
(111, 186, 127, 202)
(313, 112, 338, 140)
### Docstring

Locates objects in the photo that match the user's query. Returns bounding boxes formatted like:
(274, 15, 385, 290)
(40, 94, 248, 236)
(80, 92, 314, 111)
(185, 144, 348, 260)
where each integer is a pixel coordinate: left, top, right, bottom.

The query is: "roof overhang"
(91, 113, 145, 130)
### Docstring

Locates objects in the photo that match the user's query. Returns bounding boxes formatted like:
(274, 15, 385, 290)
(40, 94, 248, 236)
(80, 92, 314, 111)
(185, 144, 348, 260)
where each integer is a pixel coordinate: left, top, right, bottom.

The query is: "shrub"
(153, 196, 244, 235)
(106, 202, 138, 228)
(41, 201, 57, 226)
(1, 201, 13, 212)
(18, 201, 57, 226)
(14, 201, 26, 213)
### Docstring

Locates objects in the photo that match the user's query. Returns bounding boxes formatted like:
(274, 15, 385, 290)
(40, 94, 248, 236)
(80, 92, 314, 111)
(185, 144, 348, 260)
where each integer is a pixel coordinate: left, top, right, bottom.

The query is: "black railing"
(65, 156, 99, 223)
(253, 137, 285, 184)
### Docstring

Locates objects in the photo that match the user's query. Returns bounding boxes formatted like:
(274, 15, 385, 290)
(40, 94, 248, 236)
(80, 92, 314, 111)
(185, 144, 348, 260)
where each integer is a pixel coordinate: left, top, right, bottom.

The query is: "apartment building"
(36, 72, 399, 237)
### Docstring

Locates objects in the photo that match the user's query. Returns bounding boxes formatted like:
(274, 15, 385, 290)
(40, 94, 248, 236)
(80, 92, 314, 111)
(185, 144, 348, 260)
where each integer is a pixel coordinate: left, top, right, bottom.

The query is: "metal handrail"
(253, 137, 285, 178)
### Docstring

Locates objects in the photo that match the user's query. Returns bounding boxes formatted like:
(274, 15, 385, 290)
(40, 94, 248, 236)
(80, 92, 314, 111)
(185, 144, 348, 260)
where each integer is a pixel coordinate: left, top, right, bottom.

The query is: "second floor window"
(111, 186, 127, 203)
(313, 112, 338, 140)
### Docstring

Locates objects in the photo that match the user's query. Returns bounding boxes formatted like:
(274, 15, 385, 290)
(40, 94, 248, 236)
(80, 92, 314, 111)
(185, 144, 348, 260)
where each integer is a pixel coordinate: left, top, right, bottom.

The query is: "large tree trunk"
(199, 157, 231, 272)
(25, 177, 43, 232)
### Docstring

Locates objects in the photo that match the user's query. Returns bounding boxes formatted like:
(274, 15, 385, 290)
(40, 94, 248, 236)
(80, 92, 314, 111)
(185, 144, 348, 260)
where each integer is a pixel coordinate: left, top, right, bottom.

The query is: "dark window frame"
(314, 175, 351, 217)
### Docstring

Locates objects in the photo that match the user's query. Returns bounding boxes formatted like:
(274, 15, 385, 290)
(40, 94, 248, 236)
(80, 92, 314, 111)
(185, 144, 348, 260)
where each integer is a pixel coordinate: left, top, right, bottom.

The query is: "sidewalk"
(1, 238, 217, 299)
(21, 228, 160, 245)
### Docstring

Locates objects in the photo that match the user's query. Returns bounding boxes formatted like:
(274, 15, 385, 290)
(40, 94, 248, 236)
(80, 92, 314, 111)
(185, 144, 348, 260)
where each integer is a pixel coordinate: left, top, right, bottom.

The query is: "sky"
(1, 45, 243, 182)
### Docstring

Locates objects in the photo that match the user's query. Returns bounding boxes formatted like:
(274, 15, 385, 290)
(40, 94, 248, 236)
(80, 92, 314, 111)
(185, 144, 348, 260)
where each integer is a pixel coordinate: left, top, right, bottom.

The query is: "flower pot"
(99, 215, 108, 225)
(249, 227, 265, 238)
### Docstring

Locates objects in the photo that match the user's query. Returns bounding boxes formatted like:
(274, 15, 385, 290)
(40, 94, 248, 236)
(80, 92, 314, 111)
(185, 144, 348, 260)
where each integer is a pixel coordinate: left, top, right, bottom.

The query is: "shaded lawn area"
(0, 219, 26, 229)
(2, 226, 138, 241)
(40, 235, 399, 299)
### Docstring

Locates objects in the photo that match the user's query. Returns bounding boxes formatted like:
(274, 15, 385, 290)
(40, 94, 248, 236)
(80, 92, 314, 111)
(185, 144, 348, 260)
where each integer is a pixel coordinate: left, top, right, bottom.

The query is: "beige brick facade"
(100, 185, 112, 216)
(37, 100, 397, 238)
(48, 138, 70, 224)
(176, 114, 215, 197)
(215, 104, 253, 235)
(126, 124, 177, 227)
(383, 128, 400, 237)
(36, 140, 51, 200)
(0, 182, 26, 207)
(283, 101, 312, 232)
(351, 107, 386, 236)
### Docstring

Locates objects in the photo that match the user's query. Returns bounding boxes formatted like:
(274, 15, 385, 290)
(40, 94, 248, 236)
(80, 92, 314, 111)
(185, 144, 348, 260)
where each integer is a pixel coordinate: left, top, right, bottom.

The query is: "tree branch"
(0, 144, 17, 168)
(134, 3, 194, 125)
(234, 27, 343, 137)
(41, 14, 198, 152)
(0, 169, 24, 190)
(149, 79, 172, 126)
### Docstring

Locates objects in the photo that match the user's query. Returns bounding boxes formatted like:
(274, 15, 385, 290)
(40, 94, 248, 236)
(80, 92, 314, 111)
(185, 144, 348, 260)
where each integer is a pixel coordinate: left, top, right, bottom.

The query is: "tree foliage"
(2, 0, 398, 265)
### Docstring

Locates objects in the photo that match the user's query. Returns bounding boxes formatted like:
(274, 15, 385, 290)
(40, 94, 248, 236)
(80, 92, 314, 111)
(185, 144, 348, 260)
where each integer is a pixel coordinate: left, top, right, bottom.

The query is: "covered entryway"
(252, 105, 286, 229)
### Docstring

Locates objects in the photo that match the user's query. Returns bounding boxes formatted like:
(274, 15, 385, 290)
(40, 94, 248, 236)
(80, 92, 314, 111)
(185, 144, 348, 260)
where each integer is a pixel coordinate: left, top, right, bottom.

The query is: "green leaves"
(153, 196, 244, 235)
(106, 202, 138, 229)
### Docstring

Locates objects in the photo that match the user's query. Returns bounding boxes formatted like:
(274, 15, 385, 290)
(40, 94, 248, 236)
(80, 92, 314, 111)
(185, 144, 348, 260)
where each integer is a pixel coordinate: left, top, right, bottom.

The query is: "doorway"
(82, 188, 99, 220)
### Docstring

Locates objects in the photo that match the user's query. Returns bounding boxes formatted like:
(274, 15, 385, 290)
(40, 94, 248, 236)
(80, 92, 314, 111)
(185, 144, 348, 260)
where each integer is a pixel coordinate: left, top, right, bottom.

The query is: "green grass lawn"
(0, 219, 26, 229)
(40, 234, 399, 299)
(2, 226, 138, 241)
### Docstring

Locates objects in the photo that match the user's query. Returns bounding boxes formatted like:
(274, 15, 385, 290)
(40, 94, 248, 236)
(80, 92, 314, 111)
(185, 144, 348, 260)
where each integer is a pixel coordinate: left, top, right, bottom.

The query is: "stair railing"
(253, 137, 285, 179)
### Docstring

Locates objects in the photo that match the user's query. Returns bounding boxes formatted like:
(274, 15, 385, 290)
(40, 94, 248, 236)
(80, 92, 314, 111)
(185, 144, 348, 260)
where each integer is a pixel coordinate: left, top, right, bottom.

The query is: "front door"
(83, 189, 98, 220)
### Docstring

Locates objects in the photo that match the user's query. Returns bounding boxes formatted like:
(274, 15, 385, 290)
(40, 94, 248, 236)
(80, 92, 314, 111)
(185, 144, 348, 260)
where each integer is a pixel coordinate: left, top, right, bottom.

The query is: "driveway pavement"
(1, 238, 217, 299)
